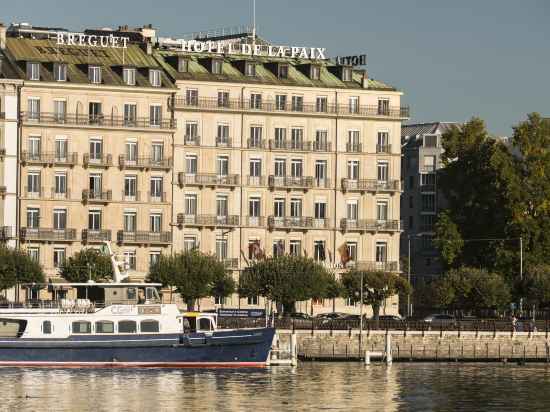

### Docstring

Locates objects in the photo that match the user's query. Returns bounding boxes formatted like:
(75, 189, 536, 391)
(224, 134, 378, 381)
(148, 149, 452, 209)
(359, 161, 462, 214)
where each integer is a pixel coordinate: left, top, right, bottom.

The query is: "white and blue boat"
(0, 243, 275, 368)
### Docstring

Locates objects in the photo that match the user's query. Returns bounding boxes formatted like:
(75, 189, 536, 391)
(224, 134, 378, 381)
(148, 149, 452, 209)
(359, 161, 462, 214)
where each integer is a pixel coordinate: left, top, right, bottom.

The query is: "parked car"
(423, 314, 456, 328)
(375, 315, 404, 322)
(315, 312, 349, 320)
(285, 312, 312, 320)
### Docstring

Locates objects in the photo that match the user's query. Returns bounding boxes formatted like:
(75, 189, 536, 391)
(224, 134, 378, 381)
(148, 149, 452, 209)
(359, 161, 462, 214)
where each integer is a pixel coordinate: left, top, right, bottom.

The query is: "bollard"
(493, 321, 497, 339)
(349, 326, 352, 338)
(330, 320, 333, 337)
(385, 333, 392, 365)
(440, 323, 443, 338)
(292, 318, 295, 333)
(290, 332, 298, 366)
(422, 322, 425, 338)
(311, 319, 314, 336)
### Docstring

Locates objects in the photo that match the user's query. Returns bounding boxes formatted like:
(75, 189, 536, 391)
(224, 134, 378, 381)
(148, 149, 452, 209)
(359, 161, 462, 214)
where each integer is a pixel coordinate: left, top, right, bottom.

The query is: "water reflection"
(1, 363, 550, 411)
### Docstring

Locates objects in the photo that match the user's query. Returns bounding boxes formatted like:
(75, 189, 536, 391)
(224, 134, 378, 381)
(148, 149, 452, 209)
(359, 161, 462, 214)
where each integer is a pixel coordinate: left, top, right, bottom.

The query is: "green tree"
(434, 210, 464, 268)
(238, 255, 333, 314)
(324, 272, 343, 313)
(148, 250, 231, 310)
(0, 246, 44, 292)
(60, 249, 113, 283)
(340, 270, 411, 319)
(519, 264, 550, 310)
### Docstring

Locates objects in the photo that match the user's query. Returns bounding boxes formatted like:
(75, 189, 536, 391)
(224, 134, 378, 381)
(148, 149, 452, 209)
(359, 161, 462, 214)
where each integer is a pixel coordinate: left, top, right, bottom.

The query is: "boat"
(0, 242, 275, 368)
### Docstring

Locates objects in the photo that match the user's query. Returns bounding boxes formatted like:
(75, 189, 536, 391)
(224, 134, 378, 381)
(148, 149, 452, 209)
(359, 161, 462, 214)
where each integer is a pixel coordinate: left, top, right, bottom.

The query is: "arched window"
(198, 318, 212, 331)
(118, 320, 137, 333)
(95, 321, 114, 334)
(140, 320, 160, 333)
(72, 321, 91, 334)
(42, 320, 52, 334)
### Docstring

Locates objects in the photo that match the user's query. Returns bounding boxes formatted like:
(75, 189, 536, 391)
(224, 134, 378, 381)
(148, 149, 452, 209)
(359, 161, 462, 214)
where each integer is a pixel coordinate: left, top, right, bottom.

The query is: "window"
(149, 252, 160, 267)
(424, 155, 436, 172)
(377, 201, 388, 221)
(290, 128, 303, 149)
(409, 196, 414, 209)
(89, 210, 102, 230)
(314, 201, 326, 219)
(377, 162, 389, 182)
(211, 59, 223, 74)
(375, 242, 387, 263)
(421, 215, 435, 231)
(54, 137, 67, 160)
(186, 89, 198, 106)
(421, 173, 436, 187)
(124, 104, 137, 126)
(274, 198, 285, 217)
(89, 173, 102, 195)
(54, 173, 66, 196)
(185, 194, 197, 215)
(53, 209, 67, 230)
(96, 321, 114, 333)
(53, 248, 66, 268)
(214, 296, 226, 305)
(52, 62, 67, 81)
(141, 320, 160, 333)
(314, 241, 326, 261)
(249, 126, 263, 147)
(150, 177, 163, 200)
(409, 216, 414, 230)
(217, 156, 229, 176)
(27, 247, 40, 262)
(216, 238, 228, 260)
(125, 141, 137, 161)
(249, 158, 261, 177)
(124, 175, 137, 199)
(348, 130, 360, 151)
(150, 213, 162, 233)
(349, 96, 359, 114)
(274, 158, 286, 177)
(245, 62, 256, 77)
(316, 96, 328, 113)
(422, 194, 436, 212)
(278, 64, 289, 79)
(27, 62, 40, 80)
(118, 320, 137, 333)
(289, 240, 301, 256)
(27, 172, 40, 195)
(185, 122, 199, 143)
(342, 67, 352, 82)
(291, 95, 303, 112)
(250, 93, 262, 109)
(249, 197, 261, 218)
(315, 160, 327, 185)
(247, 296, 259, 305)
(88, 65, 102, 84)
(27, 208, 40, 228)
(28, 98, 40, 120)
(273, 240, 285, 257)
(217, 124, 230, 145)
(178, 57, 189, 73)
(151, 143, 164, 163)
(184, 236, 197, 251)
(218, 91, 229, 107)
(310, 65, 320, 80)
(347, 201, 358, 220)
(408, 175, 414, 189)
(123, 67, 136, 85)
(347, 160, 359, 180)
(377, 132, 389, 152)
(377, 99, 390, 115)
(216, 195, 228, 218)
(315, 130, 328, 151)
(186, 155, 198, 174)
(290, 159, 303, 178)
(347, 242, 357, 262)
(290, 198, 302, 218)
(149, 69, 161, 87)
(124, 212, 137, 232)
(52, 101, 66, 123)
(42, 320, 52, 334)
(124, 251, 137, 270)
(150, 105, 162, 126)
(275, 94, 287, 111)
(274, 128, 286, 148)
(89, 102, 102, 123)
(72, 321, 91, 334)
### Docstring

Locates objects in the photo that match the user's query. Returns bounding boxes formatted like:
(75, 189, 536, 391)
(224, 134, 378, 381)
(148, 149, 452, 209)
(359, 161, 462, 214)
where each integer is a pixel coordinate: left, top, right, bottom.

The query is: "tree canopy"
(148, 250, 233, 310)
(0, 246, 44, 291)
(340, 270, 411, 319)
(60, 249, 113, 283)
(519, 264, 550, 310)
(238, 255, 335, 313)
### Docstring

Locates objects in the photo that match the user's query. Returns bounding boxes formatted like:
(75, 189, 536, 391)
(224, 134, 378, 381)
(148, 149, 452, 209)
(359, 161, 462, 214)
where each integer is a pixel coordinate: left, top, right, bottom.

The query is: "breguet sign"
(56, 32, 130, 48)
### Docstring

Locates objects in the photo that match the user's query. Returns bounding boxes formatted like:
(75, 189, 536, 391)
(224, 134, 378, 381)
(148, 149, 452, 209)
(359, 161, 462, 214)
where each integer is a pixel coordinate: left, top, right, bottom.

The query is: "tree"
(148, 250, 231, 310)
(324, 272, 343, 313)
(519, 264, 550, 310)
(340, 270, 411, 319)
(239, 255, 334, 314)
(434, 210, 464, 268)
(60, 249, 113, 283)
(0, 246, 44, 292)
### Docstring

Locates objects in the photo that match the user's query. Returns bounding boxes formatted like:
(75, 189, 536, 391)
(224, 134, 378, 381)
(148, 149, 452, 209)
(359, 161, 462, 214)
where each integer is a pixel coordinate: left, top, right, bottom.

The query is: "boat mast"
(102, 241, 129, 283)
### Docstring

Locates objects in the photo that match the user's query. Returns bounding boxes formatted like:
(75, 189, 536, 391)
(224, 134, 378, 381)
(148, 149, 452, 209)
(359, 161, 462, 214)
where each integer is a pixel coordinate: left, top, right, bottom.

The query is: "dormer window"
(123, 67, 136, 86)
(245, 62, 256, 77)
(310, 65, 321, 80)
(27, 62, 40, 81)
(278, 64, 289, 79)
(178, 57, 189, 73)
(53, 63, 67, 82)
(88, 65, 102, 84)
(342, 67, 352, 82)
(212, 59, 223, 75)
(149, 69, 161, 87)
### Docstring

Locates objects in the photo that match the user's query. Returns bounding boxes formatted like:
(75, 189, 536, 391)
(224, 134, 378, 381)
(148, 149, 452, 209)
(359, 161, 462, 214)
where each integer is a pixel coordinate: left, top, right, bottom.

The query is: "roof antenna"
(252, 0, 256, 44)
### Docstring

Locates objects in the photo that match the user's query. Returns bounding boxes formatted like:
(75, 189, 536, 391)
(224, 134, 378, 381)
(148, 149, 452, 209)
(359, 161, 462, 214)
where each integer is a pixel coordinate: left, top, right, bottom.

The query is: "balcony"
(82, 189, 112, 204)
(220, 258, 239, 269)
(340, 219, 400, 232)
(178, 173, 240, 189)
(20, 228, 77, 242)
(24, 186, 43, 199)
(21, 151, 53, 165)
(0, 186, 6, 198)
(244, 216, 265, 227)
(420, 165, 438, 173)
(82, 229, 112, 243)
(215, 137, 232, 147)
(269, 140, 312, 151)
(247, 139, 267, 149)
(117, 230, 172, 245)
(0, 112, 4, 120)
(268, 175, 314, 191)
(0, 148, 6, 158)
(312, 141, 331, 152)
(119, 155, 172, 171)
(376, 144, 392, 154)
(179, 214, 240, 228)
(346, 143, 362, 153)
(21, 112, 176, 130)
(148, 192, 167, 203)
(341, 179, 400, 193)
(0, 226, 14, 241)
(170, 96, 410, 120)
(420, 184, 436, 193)
(184, 135, 201, 146)
(83, 153, 113, 168)
(121, 191, 142, 202)
(50, 188, 71, 200)
(246, 176, 266, 186)
(354, 261, 399, 272)
(53, 153, 78, 167)
(267, 216, 329, 231)
(314, 178, 332, 189)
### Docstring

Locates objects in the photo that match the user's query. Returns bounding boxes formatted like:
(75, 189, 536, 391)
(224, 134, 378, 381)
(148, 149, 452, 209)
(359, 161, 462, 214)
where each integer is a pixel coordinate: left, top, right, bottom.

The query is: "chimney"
(0, 23, 7, 50)
(141, 24, 156, 42)
(361, 69, 369, 89)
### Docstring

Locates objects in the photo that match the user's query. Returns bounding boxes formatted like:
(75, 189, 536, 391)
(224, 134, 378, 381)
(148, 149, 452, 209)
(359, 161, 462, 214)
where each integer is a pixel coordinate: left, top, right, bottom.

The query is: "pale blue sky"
(3, 0, 549, 135)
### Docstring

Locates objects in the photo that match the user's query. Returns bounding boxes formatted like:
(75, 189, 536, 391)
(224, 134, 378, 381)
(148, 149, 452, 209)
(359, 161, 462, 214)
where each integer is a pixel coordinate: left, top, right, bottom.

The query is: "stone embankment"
(276, 329, 550, 362)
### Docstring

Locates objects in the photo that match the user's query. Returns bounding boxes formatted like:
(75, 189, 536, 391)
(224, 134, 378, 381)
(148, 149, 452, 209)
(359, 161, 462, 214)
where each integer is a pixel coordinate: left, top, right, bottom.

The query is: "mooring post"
(385, 332, 393, 365)
(290, 332, 298, 366)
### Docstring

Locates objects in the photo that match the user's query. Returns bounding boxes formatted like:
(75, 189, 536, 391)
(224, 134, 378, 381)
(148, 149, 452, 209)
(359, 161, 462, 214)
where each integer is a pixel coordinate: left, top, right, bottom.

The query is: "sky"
(3, 0, 549, 136)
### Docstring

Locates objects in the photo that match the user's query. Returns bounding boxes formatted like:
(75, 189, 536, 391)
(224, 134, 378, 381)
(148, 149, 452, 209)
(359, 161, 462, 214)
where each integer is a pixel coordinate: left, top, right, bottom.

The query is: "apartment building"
(0, 24, 176, 280)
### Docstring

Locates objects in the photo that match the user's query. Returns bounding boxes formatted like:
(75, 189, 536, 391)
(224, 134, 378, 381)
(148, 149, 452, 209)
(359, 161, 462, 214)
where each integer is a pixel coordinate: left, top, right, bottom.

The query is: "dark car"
(286, 312, 312, 320)
(376, 315, 404, 322)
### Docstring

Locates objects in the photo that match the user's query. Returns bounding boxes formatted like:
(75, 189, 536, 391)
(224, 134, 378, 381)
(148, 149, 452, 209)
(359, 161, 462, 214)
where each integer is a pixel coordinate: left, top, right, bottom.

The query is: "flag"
(240, 249, 249, 266)
(338, 243, 350, 267)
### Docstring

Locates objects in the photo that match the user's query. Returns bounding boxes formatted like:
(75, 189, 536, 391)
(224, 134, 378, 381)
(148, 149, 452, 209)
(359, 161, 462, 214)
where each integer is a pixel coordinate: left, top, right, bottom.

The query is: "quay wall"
(275, 330, 550, 362)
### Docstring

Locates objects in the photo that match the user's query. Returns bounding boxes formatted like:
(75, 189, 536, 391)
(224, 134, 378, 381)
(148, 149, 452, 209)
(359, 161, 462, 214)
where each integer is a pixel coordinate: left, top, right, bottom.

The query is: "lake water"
(1, 363, 549, 411)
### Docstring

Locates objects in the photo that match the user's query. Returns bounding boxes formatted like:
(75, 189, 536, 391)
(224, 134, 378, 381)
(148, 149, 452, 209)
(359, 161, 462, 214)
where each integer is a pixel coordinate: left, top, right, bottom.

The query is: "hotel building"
(0, 23, 408, 314)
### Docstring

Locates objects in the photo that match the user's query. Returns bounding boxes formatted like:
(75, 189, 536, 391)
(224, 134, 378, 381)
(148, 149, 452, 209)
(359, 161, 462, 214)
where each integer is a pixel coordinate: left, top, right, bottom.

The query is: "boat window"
(72, 321, 92, 334)
(127, 288, 137, 300)
(42, 320, 52, 334)
(140, 320, 160, 333)
(183, 316, 196, 333)
(145, 287, 160, 301)
(118, 320, 137, 333)
(96, 321, 114, 334)
(198, 318, 212, 331)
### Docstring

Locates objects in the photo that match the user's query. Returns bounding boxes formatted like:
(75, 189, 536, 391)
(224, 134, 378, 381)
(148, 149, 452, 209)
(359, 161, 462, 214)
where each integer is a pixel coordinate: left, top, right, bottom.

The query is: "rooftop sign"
(56, 32, 130, 48)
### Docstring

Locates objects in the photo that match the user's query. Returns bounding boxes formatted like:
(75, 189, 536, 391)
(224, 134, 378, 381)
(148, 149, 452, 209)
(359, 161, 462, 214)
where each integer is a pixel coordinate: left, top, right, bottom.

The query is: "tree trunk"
(372, 302, 381, 320)
(186, 298, 195, 311)
(283, 301, 295, 314)
(332, 298, 336, 313)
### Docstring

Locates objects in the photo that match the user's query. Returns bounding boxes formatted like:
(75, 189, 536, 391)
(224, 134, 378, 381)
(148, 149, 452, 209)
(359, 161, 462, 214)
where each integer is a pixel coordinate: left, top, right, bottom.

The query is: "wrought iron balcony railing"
(83, 153, 113, 168)
(341, 178, 400, 192)
(340, 219, 400, 232)
(21, 112, 176, 129)
(82, 229, 112, 243)
(179, 214, 240, 227)
(20, 228, 77, 242)
(268, 175, 314, 190)
(117, 230, 172, 244)
(178, 173, 240, 188)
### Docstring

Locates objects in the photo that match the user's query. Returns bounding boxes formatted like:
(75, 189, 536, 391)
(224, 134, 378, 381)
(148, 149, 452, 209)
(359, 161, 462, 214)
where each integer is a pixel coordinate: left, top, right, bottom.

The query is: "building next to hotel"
(0, 22, 409, 315)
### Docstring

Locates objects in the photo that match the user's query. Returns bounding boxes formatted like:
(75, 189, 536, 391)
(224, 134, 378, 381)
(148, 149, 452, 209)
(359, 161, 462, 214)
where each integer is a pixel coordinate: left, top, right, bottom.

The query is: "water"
(1, 363, 549, 411)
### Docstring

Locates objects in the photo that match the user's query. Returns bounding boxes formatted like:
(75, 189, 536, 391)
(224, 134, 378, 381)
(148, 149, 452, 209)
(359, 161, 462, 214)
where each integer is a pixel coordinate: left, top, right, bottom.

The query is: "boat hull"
(0, 327, 275, 368)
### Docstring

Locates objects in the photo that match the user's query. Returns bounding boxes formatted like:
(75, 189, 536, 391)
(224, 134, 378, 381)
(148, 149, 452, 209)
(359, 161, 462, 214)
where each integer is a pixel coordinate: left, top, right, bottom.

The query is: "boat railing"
(0, 299, 99, 313)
